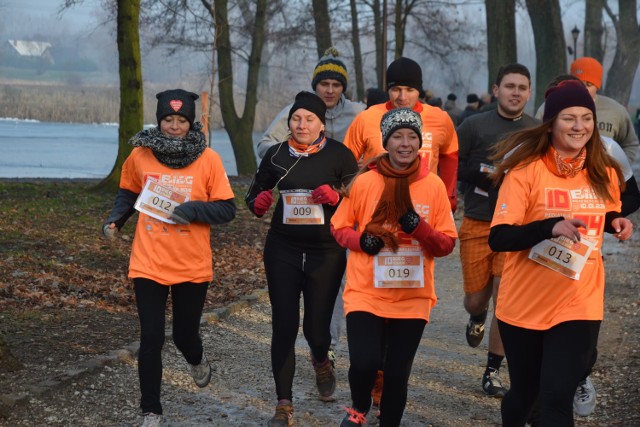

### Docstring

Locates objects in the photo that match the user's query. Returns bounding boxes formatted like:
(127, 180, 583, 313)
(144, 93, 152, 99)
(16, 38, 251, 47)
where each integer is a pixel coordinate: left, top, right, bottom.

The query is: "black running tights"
(498, 319, 600, 427)
(264, 237, 345, 401)
(346, 311, 426, 427)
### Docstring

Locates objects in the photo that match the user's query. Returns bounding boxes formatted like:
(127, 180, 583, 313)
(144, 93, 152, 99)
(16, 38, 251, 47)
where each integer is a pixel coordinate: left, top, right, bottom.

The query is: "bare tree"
(361, 0, 385, 88)
(60, 0, 142, 190)
(485, 0, 517, 91)
(350, 0, 365, 100)
(584, 0, 605, 61)
(525, 0, 566, 110)
(312, 0, 333, 58)
(392, 0, 418, 59)
(602, 0, 640, 105)
(99, 0, 143, 191)
(204, 0, 267, 175)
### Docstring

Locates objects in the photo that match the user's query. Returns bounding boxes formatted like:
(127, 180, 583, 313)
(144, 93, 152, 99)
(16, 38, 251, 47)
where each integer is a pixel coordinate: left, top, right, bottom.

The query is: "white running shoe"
(574, 376, 596, 417)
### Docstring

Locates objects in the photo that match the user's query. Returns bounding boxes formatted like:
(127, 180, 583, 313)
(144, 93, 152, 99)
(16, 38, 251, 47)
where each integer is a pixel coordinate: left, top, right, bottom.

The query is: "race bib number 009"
(134, 179, 189, 224)
(281, 190, 324, 225)
(528, 235, 596, 280)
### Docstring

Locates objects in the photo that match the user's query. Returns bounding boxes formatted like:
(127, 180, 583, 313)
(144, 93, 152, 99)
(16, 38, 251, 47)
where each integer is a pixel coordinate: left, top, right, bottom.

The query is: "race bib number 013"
(134, 179, 189, 224)
(528, 235, 596, 280)
(281, 190, 324, 225)
(373, 245, 424, 288)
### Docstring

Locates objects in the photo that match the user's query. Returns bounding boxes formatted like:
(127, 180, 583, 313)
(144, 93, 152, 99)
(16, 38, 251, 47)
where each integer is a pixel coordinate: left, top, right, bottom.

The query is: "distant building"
(6, 40, 54, 65)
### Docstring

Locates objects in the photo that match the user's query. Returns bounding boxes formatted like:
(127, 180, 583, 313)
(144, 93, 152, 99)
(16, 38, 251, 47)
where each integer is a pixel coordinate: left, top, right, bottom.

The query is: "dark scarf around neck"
(129, 122, 207, 168)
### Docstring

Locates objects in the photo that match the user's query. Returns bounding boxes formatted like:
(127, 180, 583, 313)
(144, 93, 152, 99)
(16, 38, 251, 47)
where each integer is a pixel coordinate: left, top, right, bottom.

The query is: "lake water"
(0, 119, 261, 178)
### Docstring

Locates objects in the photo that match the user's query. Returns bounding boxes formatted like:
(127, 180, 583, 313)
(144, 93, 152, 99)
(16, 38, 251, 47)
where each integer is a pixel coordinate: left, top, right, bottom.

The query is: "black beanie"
(380, 108, 423, 149)
(312, 47, 348, 91)
(156, 89, 199, 127)
(288, 91, 327, 125)
(543, 80, 596, 122)
(386, 57, 423, 92)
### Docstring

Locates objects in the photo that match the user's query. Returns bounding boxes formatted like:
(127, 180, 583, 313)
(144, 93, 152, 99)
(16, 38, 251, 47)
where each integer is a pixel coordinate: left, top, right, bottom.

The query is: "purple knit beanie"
(543, 80, 596, 122)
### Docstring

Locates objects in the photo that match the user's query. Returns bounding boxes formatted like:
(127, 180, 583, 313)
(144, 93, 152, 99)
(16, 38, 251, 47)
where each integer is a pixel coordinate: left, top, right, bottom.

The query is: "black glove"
(360, 232, 385, 255)
(170, 202, 197, 225)
(399, 210, 421, 234)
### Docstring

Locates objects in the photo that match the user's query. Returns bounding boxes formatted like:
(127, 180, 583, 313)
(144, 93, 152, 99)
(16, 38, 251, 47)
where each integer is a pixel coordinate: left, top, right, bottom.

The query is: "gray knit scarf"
(129, 122, 207, 169)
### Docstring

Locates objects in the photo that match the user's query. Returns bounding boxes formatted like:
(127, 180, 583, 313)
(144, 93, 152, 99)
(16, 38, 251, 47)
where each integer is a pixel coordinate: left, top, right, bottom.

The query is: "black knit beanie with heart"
(156, 89, 199, 128)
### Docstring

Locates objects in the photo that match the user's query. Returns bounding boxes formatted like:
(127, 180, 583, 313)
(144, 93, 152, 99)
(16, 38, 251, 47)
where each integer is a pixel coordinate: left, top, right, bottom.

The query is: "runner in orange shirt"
(103, 89, 236, 427)
(488, 80, 633, 425)
(332, 108, 458, 426)
(343, 57, 458, 212)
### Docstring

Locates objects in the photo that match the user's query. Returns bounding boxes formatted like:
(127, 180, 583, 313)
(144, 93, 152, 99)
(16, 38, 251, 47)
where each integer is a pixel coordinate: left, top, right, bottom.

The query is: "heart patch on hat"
(169, 100, 183, 112)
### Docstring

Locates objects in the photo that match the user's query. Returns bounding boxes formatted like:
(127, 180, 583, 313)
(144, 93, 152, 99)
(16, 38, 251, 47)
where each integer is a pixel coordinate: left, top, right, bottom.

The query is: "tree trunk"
(603, 0, 640, 105)
(211, 0, 265, 176)
(393, 0, 417, 60)
(584, 0, 605, 61)
(525, 0, 566, 111)
(350, 0, 365, 101)
(94, 0, 143, 192)
(394, 0, 404, 59)
(485, 0, 517, 92)
(312, 0, 332, 59)
(371, 0, 384, 89)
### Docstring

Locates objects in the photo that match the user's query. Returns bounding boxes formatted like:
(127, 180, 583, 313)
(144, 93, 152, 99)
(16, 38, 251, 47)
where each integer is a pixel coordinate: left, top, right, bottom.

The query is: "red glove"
(311, 184, 340, 206)
(253, 190, 274, 216)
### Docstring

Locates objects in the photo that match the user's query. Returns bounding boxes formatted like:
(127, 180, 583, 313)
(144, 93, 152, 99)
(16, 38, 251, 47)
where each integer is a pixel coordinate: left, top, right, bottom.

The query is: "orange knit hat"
(570, 57, 603, 89)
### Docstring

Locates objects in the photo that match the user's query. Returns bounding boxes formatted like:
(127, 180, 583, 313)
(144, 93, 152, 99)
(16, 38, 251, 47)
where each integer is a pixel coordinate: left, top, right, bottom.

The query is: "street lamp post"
(571, 26, 580, 61)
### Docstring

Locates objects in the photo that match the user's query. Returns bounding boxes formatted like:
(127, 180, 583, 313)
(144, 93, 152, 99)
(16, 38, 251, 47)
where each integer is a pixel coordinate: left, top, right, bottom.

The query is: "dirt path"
(2, 213, 638, 426)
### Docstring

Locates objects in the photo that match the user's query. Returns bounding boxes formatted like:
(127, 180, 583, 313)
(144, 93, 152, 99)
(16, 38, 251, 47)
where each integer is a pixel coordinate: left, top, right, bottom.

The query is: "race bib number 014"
(134, 179, 189, 224)
(528, 235, 596, 280)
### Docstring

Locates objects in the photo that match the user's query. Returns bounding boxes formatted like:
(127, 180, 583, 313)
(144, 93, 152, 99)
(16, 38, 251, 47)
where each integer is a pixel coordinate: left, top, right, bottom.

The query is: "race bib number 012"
(528, 235, 596, 280)
(134, 179, 189, 224)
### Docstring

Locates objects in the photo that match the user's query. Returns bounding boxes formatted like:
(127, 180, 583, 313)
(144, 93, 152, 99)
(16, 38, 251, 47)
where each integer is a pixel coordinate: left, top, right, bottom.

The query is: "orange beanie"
(570, 57, 603, 89)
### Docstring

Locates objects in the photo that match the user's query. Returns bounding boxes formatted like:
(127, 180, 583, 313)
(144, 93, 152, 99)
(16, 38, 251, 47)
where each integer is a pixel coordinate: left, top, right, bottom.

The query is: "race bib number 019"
(281, 190, 324, 225)
(373, 245, 424, 288)
(528, 235, 596, 280)
(134, 179, 189, 224)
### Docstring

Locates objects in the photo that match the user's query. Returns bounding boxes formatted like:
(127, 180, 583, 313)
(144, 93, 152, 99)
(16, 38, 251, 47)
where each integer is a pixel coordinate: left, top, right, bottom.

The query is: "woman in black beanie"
(103, 89, 236, 427)
(245, 91, 358, 426)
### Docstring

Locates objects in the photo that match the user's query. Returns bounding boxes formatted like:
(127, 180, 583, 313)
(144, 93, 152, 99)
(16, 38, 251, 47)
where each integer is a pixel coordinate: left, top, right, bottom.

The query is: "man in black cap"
(343, 57, 459, 212)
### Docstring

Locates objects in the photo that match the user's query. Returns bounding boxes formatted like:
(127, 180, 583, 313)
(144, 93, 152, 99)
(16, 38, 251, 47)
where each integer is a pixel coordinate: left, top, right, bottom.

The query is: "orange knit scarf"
(364, 155, 421, 251)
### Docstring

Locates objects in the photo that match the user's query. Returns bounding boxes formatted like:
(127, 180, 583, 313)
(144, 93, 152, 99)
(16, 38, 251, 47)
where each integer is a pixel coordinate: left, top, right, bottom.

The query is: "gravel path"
(2, 220, 639, 427)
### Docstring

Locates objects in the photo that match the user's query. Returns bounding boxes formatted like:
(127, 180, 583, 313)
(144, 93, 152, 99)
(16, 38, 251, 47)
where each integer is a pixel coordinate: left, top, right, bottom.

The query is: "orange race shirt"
(120, 147, 234, 285)
(491, 159, 621, 330)
(331, 169, 458, 322)
(343, 102, 458, 174)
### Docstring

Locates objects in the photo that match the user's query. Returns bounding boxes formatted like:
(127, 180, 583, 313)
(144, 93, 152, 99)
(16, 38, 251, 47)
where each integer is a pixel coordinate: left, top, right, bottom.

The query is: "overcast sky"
(1, 0, 101, 29)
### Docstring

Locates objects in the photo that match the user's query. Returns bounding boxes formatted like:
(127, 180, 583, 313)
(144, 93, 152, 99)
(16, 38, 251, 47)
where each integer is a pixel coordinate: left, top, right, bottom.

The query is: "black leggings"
(346, 311, 426, 427)
(264, 235, 345, 401)
(134, 278, 208, 415)
(498, 319, 600, 427)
